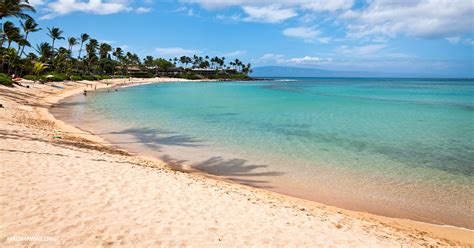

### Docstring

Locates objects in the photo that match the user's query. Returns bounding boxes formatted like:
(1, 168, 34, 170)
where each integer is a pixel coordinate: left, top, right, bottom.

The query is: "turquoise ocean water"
(53, 78, 474, 228)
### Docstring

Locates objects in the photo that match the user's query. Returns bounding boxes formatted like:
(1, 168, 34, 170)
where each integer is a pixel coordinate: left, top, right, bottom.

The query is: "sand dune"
(0, 79, 472, 246)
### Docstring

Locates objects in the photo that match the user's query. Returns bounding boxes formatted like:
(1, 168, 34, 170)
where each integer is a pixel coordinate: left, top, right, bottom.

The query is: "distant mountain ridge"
(250, 66, 408, 78)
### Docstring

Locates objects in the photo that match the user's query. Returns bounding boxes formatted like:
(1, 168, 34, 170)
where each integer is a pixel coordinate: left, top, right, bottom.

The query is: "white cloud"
(98, 39, 116, 44)
(255, 53, 332, 65)
(39, 0, 150, 19)
(342, 0, 474, 39)
(464, 38, 474, 46)
(257, 53, 285, 63)
(304, 0, 354, 12)
(242, 5, 297, 23)
(155, 47, 200, 56)
(283, 26, 319, 40)
(29, 0, 46, 6)
(222, 50, 247, 57)
(216, 13, 241, 22)
(175, 6, 200, 17)
(282, 26, 330, 43)
(285, 56, 332, 64)
(135, 7, 152, 14)
(181, 0, 353, 24)
(337, 44, 387, 56)
(446, 37, 461, 44)
(180, 0, 354, 11)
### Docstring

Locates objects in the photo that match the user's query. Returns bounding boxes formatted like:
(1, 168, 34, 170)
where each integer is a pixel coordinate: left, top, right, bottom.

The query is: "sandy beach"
(1, 78, 473, 246)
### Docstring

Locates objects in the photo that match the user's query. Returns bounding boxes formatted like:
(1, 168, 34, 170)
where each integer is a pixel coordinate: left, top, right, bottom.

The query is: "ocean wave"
(273, 79, 298, 82)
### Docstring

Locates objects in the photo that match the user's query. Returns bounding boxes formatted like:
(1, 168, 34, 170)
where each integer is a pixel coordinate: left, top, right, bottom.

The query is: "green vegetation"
(0, 73, 13, 86)
(22, 74, 35, 80)
(0, 1, 253, 84)
(70, 75, 82, 81)
(178, 73, 202, 80)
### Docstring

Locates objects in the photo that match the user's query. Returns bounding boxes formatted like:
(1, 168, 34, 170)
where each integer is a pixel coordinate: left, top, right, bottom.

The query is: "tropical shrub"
(98, 75, 111, 80)
(179, 73, 201, 80)
(70, 75, 83, 81)
(0, 73, 13, 87)
(23, 75, 36, 80)
(81, 75, 95, 81)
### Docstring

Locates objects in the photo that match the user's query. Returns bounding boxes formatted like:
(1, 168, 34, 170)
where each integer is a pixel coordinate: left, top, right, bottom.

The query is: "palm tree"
(35, 42, 52, 62)
(112, 47, 123, 62)
(85, 39, 98, 73)
(218, 57, 225, 69)
(47, 27, 64, 56)
(2, 21, 18, 48)
(234, 58, 240, 71)
(0, 0, 36, 20)
(77, 33, 89, 59)
(3, 22, 21, 49)
(52, 47, 69, 72)
(242, 63, 252, 75)
(99, 42, 112, 59)
(98, 42, 112, 73)
(67, 37, 78, 55)
(112, 47, 123, 75)
(19, 17, 41, 56)
(16, 37, 30, 56)
(144, 56, 154, 67)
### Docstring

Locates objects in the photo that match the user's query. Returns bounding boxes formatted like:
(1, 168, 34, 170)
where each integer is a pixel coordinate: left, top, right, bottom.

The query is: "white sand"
(0, 78, 472, 246)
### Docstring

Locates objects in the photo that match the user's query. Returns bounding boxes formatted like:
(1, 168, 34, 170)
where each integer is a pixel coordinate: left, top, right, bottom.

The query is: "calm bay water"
(53, 78, 474, 228)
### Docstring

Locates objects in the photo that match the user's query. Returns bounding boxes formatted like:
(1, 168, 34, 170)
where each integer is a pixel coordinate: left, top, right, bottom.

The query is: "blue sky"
(14, 0, 474, 77)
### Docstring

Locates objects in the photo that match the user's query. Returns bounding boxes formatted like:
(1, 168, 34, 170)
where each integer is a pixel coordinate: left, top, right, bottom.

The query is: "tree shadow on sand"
(160, 155, 285, 189)
(100, 127, 204, 152)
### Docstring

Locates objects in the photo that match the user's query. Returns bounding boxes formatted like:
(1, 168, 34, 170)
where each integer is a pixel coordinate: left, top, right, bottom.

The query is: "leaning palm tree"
(66, 37, 78, 69)
(0, 0, 35, 20)
(67, 37, 78, 54)
(1, 21, 19, 48)
(77, 33, 89, 59)
(19, 17, 41, 57)
(16, 37, 30, 56)
(47, 27, 64, 56)
(4, 23, 21, 48)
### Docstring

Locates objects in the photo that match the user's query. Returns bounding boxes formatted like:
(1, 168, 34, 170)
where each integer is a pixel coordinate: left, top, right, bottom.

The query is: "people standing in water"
(83, 89, 87, 96)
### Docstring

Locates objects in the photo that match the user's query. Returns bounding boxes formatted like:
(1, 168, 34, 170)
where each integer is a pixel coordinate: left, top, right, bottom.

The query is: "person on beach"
(83, 89, 87, 96)
(94, 85, 97, 91)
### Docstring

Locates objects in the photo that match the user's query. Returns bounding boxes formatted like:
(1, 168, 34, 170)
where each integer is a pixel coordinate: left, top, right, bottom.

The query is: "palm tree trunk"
(18, 32, 29, 57)
(1, 35, 5, 48)
(78, 42, 83, 59)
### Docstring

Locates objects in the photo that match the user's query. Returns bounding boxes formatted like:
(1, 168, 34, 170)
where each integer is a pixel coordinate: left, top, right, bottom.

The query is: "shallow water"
(52, 78, 474, 228)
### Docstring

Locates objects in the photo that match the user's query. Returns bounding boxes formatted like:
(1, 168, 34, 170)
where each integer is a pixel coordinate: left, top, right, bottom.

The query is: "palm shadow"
(160, 155, 285, 189)
(102, 127, 204, 152)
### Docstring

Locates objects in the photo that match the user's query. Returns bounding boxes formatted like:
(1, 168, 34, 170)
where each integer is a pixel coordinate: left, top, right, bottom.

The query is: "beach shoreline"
(1, 78, 472, 246)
